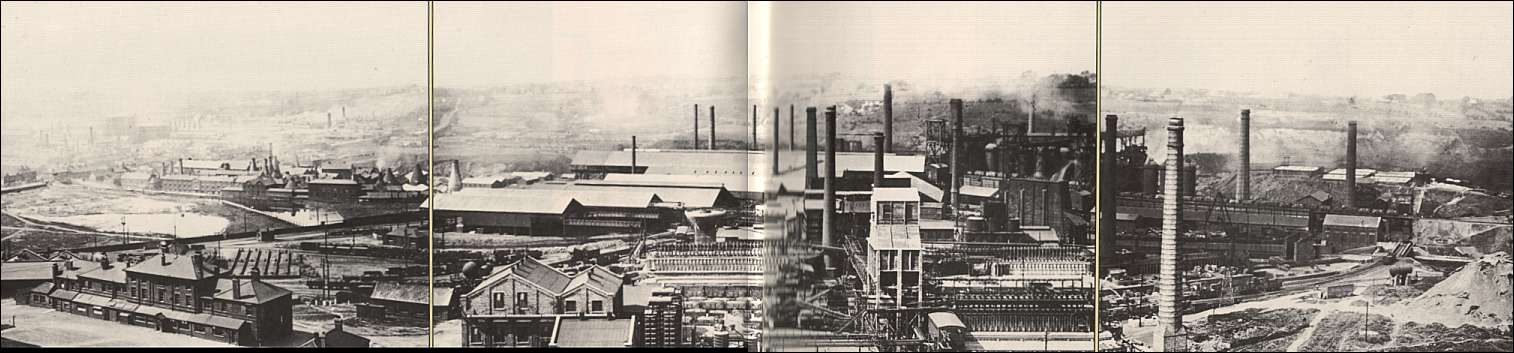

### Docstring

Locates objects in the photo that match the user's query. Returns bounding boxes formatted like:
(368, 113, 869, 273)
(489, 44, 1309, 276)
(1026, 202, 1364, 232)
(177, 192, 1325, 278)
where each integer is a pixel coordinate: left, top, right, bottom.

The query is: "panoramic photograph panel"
(1, 1, 429, 347)
(1097, 2, 1514, 352)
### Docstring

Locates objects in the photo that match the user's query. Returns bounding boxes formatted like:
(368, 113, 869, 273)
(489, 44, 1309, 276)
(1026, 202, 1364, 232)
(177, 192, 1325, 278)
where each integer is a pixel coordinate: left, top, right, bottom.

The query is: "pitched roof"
(5, 249, 49, 262)
(1323, 214, 1383, 228)
(212, 278, 293, 304)
(535, 181, 737, 209)
(601, 173, 755, 193)
(1, 261, 56, 281)
(872, 188, 922, 203)
(57, 260, 103, 281)
(565, 266, 622, 296)
(127, 254, 212, 280)
(421, 191, 579, 215)
(446, 188, 659, 209)
(468, 257, 573, 297)
(80, 265, 128, 284)
(551, 317, 636, 348)
(369, 281, 429, 306)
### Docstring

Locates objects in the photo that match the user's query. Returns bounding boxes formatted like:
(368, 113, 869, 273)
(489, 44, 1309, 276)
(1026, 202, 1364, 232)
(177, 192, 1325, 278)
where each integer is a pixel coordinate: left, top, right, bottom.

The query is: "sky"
(768, 1, 1096, 82)
(1, 1, 427, 117)
(434, 1, 749, 87)
(1102, 1, 1514, 99)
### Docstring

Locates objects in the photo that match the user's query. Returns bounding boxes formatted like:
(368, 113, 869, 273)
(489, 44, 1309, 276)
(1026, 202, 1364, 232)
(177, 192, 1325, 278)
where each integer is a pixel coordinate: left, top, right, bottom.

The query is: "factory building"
(1321, 214, 1385, 253)
(458, 257, 625, 347)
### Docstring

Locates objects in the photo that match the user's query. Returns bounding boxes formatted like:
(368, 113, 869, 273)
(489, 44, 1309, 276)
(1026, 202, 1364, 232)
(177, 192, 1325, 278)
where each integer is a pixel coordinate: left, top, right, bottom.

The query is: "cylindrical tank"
(686, 210, 727, 244)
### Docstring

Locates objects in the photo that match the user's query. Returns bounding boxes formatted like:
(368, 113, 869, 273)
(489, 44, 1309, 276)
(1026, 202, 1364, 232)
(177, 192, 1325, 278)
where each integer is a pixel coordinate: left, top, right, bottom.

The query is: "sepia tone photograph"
(1097, 2, 1513, 352)
(760, 2, 1098, 351)
(1, 1, 430, 347)
(425, 1, 758, 348)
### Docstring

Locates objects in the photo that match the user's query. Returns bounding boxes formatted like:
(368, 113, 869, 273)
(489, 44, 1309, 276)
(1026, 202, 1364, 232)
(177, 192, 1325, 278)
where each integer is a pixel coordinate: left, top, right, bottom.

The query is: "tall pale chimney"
(823, 106, 839, 271)
(709, 106, 716, 150)
(694, 104, 701, 150)
(883, 84, 894, 153)
(806, 107, 819, 189)
(1346, 121, 1358, 209)
(1238, 109, 1251, 201)
(752, 105, 759, 151)
(1156, 117, 1185, 352)
(950, 99, 964, 215)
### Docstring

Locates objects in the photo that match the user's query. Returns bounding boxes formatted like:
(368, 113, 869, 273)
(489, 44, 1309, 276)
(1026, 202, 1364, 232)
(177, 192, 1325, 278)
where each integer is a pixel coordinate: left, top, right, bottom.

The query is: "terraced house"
(25, 248, 294, 346)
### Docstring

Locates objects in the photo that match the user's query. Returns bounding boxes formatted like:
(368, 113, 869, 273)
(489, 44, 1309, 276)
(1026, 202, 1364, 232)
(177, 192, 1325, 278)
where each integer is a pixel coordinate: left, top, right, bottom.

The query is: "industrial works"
(767, 81, 1099, 351)
(426, 103, 769, 348)
(1098, 110, 1514, 351)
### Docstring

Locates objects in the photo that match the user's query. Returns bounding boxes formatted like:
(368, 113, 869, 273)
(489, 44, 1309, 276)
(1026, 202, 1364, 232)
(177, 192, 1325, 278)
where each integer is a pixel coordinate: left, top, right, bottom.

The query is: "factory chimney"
(883, 84, 893, 153)
(1238, 109, 1251, 201)
(806, 107, 819, 189)
(873, 132, 885, 189)
(1101, 115, 1119, 254)
(1027, 95, 1037, 135)
(950, 99, 964, 215)
(773, 108, 781, 175)
(1156, 117, 1185, 352)
(631, 136, 638, 173)
(752, 105, 759, 151)
(823, 106, 839, 271)
(709, 106, 717, 150)
(694, 104, 701, 150)
(1346, 121, 1358, 209)
(790, 105, 796, 151)
(327, 112, 333, 129)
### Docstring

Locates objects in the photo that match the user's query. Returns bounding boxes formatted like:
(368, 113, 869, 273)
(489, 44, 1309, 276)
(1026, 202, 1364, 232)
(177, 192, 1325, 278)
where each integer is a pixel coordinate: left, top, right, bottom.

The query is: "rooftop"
(550, 316, 636, 348)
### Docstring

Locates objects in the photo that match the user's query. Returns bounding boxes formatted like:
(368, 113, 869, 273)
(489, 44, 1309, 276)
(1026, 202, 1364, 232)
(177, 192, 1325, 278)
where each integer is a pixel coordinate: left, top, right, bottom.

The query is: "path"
(1285, 309, 1331, 352)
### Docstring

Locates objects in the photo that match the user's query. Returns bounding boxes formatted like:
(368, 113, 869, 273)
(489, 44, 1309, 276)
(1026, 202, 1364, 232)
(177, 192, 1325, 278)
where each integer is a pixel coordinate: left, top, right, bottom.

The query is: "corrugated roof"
(601, 173, 754, 193)
(421, 191, 579, 215)
(451, 188, 659, 209)
(1323, 214, 1382, 228)
(1274, 165, 1323, 173)
(213, 278, 292, 304)
(551, 317, 635, 348)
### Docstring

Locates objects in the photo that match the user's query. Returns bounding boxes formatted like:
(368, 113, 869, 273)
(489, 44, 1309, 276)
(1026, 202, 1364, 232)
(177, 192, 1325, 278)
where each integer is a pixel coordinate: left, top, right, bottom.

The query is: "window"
(564, 300, 578, 313)
(589, 300, 604, 313)
(492, 292, 507, 310)
(158, 289, 167, 303)
(214, 328, 224, 337)
(516, 293, 529, 308)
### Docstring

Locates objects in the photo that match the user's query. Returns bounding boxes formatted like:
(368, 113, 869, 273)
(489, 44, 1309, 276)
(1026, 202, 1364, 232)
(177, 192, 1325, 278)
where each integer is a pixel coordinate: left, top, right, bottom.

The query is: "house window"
(492, 292, 506, 310)
(564, 300, 578, 313)
(515, 293, 529, 308)
(589, 300, 604, 313)
(158, 289, 167, 303)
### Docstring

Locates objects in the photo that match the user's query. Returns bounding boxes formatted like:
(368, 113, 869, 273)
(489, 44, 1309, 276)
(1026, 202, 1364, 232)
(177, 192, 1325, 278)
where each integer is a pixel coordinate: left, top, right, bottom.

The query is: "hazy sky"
(768, 1, 1096, 81)
(435, 1, 748, 87)
(1, 1, 426, 106)
(1103, 1, 1514, 99)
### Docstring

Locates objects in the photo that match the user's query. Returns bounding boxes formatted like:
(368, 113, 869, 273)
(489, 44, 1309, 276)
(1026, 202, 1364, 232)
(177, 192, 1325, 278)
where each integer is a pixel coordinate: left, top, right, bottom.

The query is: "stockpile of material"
(1401, 252, 1512, 327)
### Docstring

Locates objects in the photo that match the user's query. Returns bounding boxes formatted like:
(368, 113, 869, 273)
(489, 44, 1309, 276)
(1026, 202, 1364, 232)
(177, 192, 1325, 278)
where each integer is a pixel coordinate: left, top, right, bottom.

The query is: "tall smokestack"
(823, 106, 838, 271)
(790, 105, 796, 151)
(752, 105, 759, 151)
(1156, 117, 1185, 352)
(1101, 115, 1119, 254)
(950, 99, 964, 215)
(873, 132, 885, 189)
(1346, 121, 1358, 209)
(631, 136, 638, 173)
(327, 112, 333, 129)
(694, 104, 701, 150)
(1238, 109, 1251, 201)
(883, 84, 893, 153)
(1028, 95, 1037, 135)
(773, 108, 781, 175)
(806, 107, 819, 189)
(709, 106, 717, 150)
